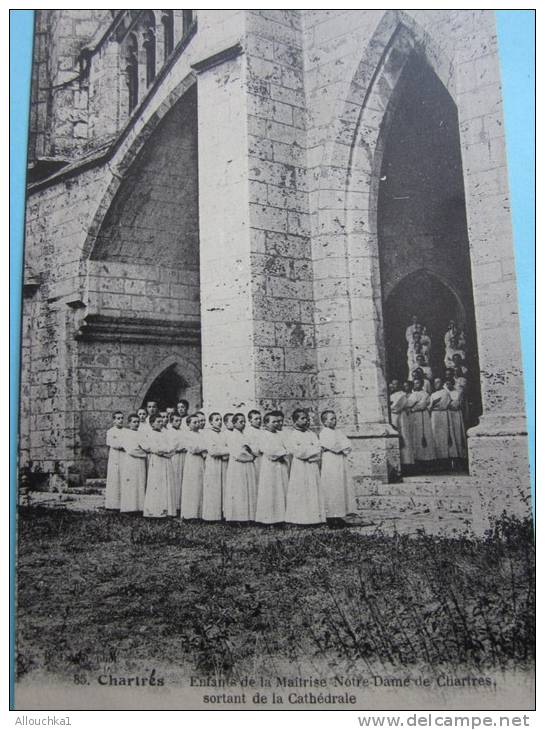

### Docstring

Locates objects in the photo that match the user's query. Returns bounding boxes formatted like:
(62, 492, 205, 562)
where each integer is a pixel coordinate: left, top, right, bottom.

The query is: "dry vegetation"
(16, 507, 534, 683)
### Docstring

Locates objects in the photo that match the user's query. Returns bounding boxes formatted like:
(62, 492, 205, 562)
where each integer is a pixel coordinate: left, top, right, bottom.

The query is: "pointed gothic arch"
(80, 72, 197, 264)
(134, 354, 202, 412)
(313, 12, 474, 434)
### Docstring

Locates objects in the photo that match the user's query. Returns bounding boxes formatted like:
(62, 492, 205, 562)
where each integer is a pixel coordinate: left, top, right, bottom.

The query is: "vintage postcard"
(13, 9, 534, 711)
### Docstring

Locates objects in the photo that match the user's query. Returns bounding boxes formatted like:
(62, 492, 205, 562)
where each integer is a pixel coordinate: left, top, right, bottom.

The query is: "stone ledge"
(75, 314, 201, 345)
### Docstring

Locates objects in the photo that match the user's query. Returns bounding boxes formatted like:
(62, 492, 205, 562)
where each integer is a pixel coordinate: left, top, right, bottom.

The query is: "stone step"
(361, 476, 475, 498)
(355, 494, 473, 514)
(71, 478, 106, 495)
(353, 476, 477, 536)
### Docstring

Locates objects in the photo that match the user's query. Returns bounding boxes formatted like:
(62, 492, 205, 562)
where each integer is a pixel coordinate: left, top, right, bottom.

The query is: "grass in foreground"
(16, 507, 534, 682)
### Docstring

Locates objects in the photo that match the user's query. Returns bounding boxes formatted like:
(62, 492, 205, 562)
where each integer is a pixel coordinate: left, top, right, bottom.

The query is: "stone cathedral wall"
(19, 10, 530, 524)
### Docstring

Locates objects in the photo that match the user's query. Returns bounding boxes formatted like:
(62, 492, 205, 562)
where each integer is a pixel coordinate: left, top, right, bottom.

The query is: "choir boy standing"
(255, 412, 289, 524)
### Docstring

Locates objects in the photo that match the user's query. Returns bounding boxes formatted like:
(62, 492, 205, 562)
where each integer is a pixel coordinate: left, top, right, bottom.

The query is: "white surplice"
(255, 429, 289, 524)
(390, 391, 414, 465)
(284, 428, 325, 524)
(119, 429, 147, 512)
(143, 430, 176, 518)
(168, 428, 186, 512)
(180, 429, 207, 519)
(319, 427, 356, 518)
(202, 428, 229, 521)
(224, 429, 257, 522)
(429, 388, 452, 459)
(406, 390, 434, 462)
(105, 426, 124, 510)
(447, 389, 467, 458)
(246, 425, 263, 480)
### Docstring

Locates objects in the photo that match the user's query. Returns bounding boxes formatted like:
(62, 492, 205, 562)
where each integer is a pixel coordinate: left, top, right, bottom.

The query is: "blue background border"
(496, 10, 536, 511)
(9, 9, 536, 709)
(10, 9, 34, 710)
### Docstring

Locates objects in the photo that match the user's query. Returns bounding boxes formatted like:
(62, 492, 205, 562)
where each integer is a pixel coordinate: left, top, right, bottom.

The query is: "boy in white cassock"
(445, 379, 467, 461)
(137, 408, 147, 431)
(272, 409, 291, 476)
(319, 410, 356, 523)
(406, 378, 435, 465)
(180, 414, 207, 519)
(255, 412, 289, 525)
(223, 412, 234, 432)
(246, 409, 263, 480)
(144, 401, 158, 429)
(165, 407, 175, 429)
(428, 378, 452, 464)
(105, 411, 125, 510)
(142, 414, 176, 518)
(285, 408, 325, 525)
(202, 412, 230, 521)
(390, 381, 414, 469)
(119, 413, 147, 512)
(224, 413, 257, 522)
(176, 400, 190, 431)
(194, 411, 207, 432)
(168, 413, 186, 514)
(405, 315, 421, 344)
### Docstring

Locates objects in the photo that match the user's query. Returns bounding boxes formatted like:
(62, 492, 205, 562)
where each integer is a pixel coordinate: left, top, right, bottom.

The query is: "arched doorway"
(141, 363, 188, 410)
(136, 357, 202, 413)
(384, 269, 465, 382)
(377, 52, 482, 473)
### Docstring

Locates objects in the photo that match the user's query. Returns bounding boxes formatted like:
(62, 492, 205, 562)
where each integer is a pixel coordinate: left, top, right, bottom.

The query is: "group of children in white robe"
(405, 316, 468, 381)
(394, 315, 471, 472)
(389, 377, 467, 472)
(105, 401, 356, 526)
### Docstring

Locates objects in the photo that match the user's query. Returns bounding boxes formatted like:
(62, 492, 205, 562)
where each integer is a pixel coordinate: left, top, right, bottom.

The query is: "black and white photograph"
(14, 9, 534, 711)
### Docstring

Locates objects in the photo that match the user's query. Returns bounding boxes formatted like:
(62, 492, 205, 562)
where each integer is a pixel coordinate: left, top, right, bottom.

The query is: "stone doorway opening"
(139, 360, 202, 413)
(141, 363, 188, 411)
(384, 269, 464, 383)
(377, 52, 482, 475)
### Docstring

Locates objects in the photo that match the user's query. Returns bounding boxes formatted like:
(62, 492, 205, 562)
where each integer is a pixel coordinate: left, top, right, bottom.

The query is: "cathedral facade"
(20, 9, 531, 529)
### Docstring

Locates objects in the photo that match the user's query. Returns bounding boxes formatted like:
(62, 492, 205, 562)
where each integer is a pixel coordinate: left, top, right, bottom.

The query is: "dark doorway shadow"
(141, 363, 189, 411)
(384, 269, 464, 382)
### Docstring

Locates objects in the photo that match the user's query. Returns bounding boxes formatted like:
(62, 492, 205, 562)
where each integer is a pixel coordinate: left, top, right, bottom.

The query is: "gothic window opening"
(377, 53, 482, 476)
(126, 33, 139, 113)
(162, 11, 174, 61)
(142, 13, 156, 88)
(182, 10, 194, 36)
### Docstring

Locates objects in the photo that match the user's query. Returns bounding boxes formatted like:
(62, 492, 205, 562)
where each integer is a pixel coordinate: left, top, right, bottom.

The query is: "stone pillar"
(309, 25, 419, 486)
(196, 44, 258, 413)
(455, 12, 531, 520)
(197, 11, 319, 419)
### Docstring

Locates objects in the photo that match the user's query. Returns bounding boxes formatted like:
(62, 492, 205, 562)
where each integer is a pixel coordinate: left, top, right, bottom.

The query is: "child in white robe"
(105, 411, 125, 510)
(180, 415, 207, 519)
(119, 414, 147, 512)
(202, 413, 229, 521)
(195, 411, 207, 431)
(224, 413, 257, 522)
(255, 413, 289, 524)
(143, 415, 176, 518)
(144, 401, 158, 427)
(285, 409, 325, 525)
(428, 379, 452, 461)
(405, 316, 421, 343)
(406, 379, 434, 463)
(420, 327, 432, 359)
(137, 408, 148, 431)
(168, 414, 186, 513)
(176, 400, 190, 431)
(319, 410, 356, 520)
(445, 380, 467, 460)
(247, 409, 263, 480)
(390, 385, 414, 467)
